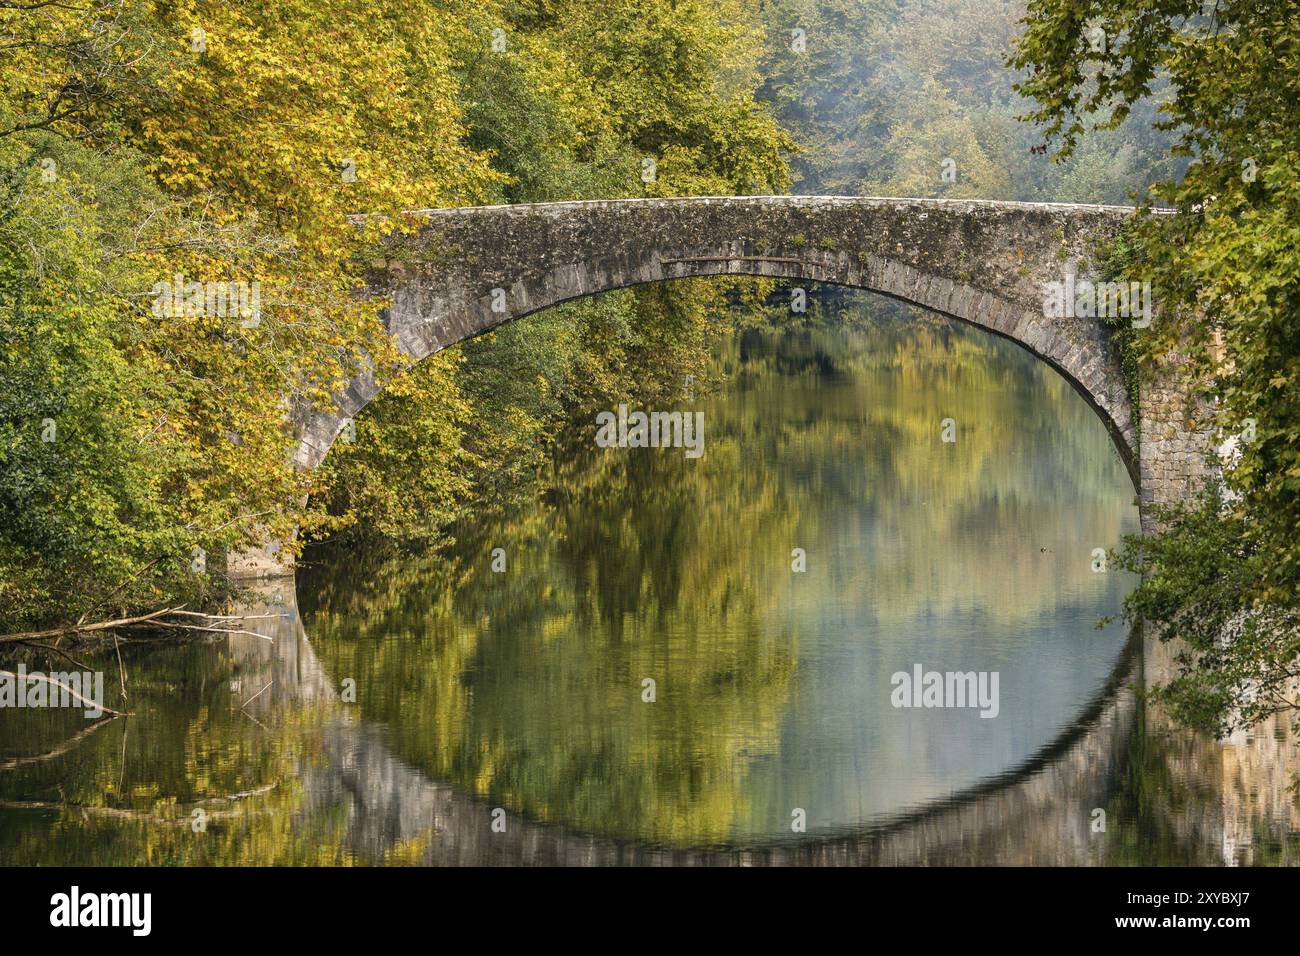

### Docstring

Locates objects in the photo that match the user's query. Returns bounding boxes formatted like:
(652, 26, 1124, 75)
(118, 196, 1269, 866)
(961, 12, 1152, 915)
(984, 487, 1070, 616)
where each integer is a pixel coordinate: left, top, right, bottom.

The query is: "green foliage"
(1098, 224, 1142, 428)
(319, 1, 791, 544)
(1113, 482, 1300, 736)
(0, 137, 220, 625)
(1014, 0, 1300, 729)
(0, 0, 792, 628)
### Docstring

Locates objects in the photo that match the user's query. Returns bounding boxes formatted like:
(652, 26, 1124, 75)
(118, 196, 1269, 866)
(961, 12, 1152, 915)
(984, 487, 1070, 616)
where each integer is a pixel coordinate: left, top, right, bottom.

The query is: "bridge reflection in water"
(214, 583, 1294, 866)
(3, 575, 1293, 865)
(2, 310, 1293, 866)
(224, 304, 1292, 864)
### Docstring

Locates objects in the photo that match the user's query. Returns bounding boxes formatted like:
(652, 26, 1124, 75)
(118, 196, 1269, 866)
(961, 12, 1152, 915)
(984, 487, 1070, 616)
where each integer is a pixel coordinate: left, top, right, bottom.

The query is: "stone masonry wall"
(231, 196, 1216, 576)
(294, 197, 1140, 478)
(1139, 351, 1218, 533)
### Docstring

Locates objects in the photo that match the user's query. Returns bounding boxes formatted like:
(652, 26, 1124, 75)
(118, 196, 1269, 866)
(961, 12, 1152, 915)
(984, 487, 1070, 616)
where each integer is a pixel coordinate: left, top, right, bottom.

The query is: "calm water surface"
(3, 296, 1298, 864)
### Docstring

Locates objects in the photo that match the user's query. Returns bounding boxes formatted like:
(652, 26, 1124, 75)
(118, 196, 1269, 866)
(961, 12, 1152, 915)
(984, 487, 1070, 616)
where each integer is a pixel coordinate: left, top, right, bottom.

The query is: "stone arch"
(294, 198, 1139, 488)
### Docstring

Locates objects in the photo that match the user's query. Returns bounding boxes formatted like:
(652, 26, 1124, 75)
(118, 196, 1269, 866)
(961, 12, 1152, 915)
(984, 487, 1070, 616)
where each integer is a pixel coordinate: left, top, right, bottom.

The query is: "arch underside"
(296, 250, 1139, 490)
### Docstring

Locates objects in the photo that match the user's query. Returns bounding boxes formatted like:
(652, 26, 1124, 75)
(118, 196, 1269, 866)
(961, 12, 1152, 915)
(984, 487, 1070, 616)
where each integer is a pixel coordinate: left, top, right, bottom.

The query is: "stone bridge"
(236, 196, 1213, 575)
(207, 199, 1241, 859)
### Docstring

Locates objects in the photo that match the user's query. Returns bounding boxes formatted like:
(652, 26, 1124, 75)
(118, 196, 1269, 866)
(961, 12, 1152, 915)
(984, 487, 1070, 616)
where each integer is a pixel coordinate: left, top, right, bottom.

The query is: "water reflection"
(300, 315, 1138, 845)
(2, 298, 1298, 864)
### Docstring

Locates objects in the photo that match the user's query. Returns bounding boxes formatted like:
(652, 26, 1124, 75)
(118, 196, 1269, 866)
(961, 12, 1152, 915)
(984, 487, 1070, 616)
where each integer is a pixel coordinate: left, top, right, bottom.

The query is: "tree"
(1012, 0, 1300, 733)
(0, 0, 794, 627)
(317, 0, 793, 543)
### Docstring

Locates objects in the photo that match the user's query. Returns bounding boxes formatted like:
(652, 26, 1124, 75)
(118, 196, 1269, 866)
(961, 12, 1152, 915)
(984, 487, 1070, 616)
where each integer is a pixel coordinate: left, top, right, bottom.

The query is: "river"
(2, 293, 1297, 864)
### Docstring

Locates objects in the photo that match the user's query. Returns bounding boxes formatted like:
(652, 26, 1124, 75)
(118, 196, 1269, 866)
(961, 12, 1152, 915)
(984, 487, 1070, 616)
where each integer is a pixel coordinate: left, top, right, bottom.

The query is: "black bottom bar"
(0, 866, 1277, 942)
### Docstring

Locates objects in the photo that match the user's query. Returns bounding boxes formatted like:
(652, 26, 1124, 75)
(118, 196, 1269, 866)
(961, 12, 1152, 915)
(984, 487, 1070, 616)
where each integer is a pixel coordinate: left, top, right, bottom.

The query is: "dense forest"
(0, 0, 792, 630)
(1, 1, 1296, 736)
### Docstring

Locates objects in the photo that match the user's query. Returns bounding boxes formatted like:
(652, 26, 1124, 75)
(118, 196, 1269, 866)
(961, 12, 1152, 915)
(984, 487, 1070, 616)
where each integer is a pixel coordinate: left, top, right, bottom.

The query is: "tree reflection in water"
(2, 299, 1297, 864)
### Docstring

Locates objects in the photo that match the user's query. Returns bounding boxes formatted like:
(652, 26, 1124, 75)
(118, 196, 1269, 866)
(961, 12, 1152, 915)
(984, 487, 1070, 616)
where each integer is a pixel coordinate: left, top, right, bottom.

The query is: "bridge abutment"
(1138, 351, 1218, 533)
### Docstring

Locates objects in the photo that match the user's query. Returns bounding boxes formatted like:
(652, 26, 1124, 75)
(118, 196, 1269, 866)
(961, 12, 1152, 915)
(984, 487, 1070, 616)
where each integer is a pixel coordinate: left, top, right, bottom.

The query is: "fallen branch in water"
(145, 620, 274, 642)
(0, 782, 280, 820)
(0, 608, 182, 645)
(13, 641, 94, 672)
(0, 715, 122, 772)
(0, 794, 278, 823)
(111, 631, 128, 703)
(168, 610, 279, 622)
(240, 679, 274, 709)
(0, 608, 276, 647)
(0, 670, 130, 716)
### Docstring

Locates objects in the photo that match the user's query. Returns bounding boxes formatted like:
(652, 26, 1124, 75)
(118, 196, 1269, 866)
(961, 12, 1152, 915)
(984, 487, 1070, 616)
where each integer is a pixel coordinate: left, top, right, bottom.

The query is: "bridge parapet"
(296, 197, 1139, 473)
